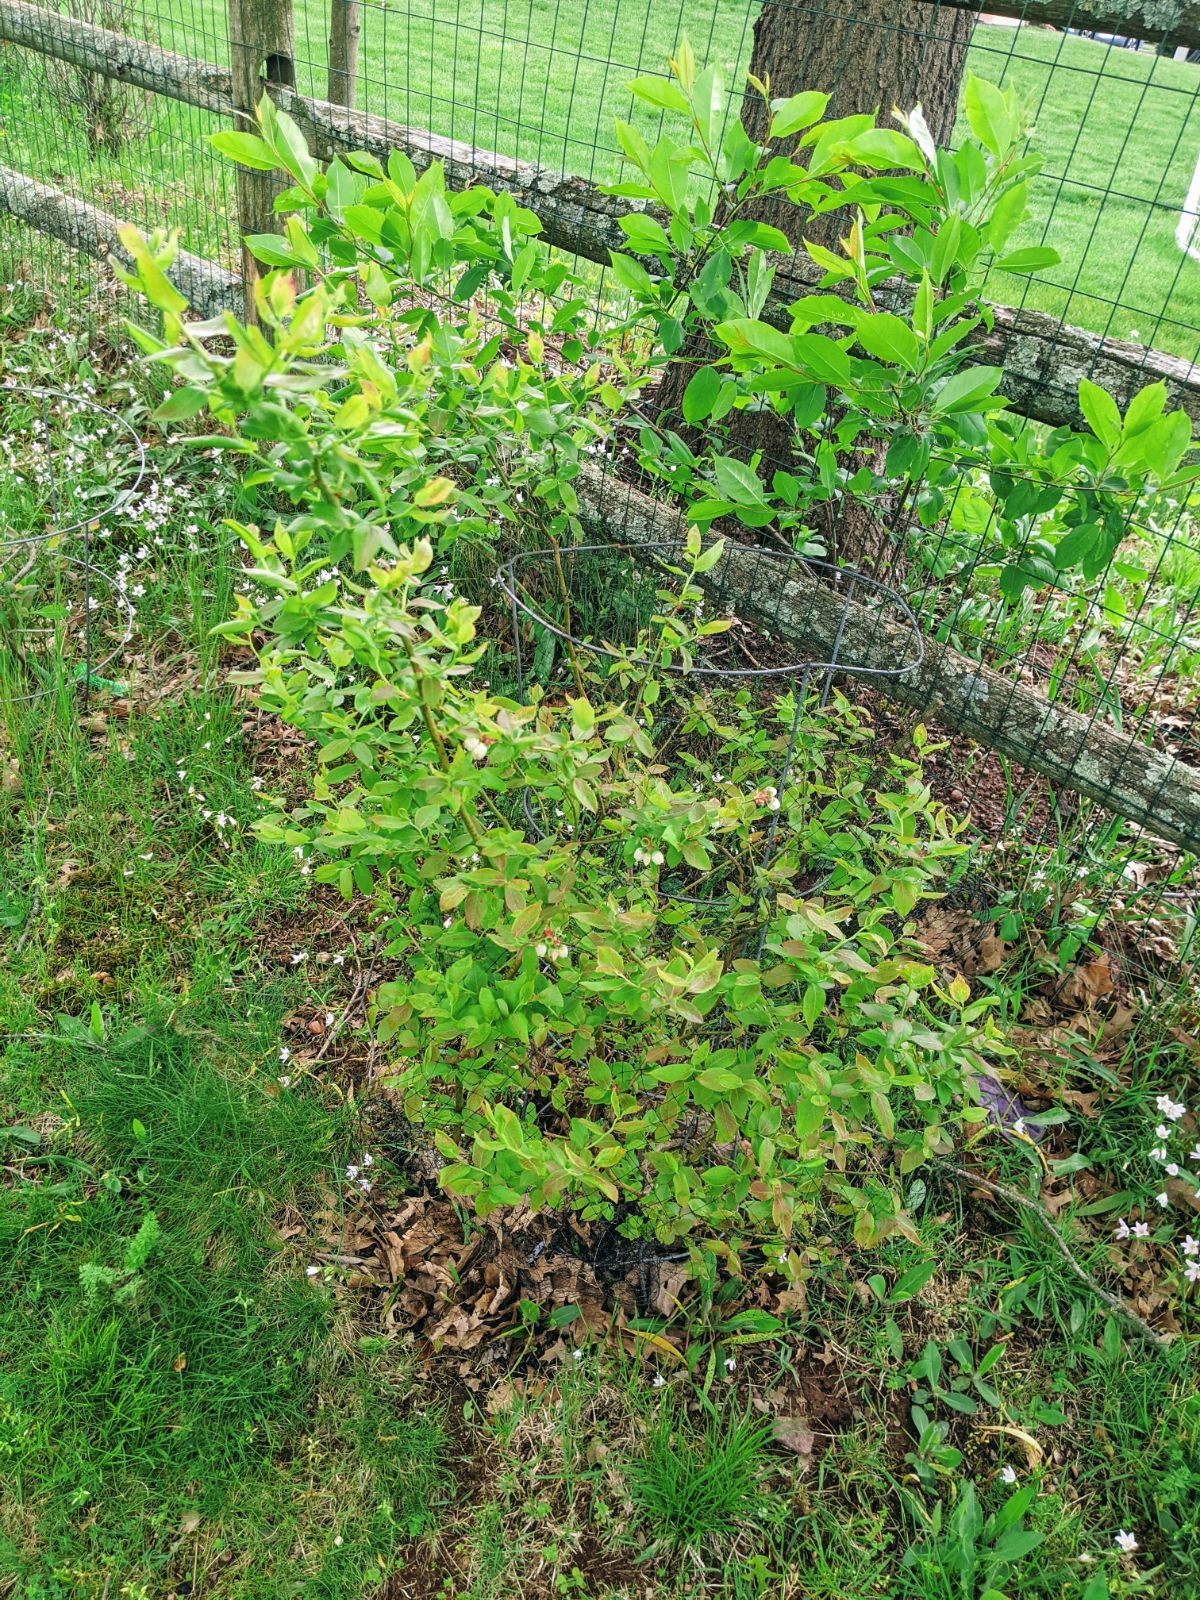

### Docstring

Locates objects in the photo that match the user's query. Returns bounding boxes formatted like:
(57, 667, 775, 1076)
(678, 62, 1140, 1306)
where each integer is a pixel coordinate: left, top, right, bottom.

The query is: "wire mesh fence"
(0, 0, 1196, 997)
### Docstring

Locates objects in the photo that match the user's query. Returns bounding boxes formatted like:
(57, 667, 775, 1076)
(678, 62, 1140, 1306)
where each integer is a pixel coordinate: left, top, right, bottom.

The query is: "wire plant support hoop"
(495, 538, 926, 923)
(0, 383, 146, 706)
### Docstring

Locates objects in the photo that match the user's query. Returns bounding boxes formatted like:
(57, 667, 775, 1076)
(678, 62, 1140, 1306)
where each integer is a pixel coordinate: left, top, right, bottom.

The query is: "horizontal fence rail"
(578, 466, 1200, 855)
(3, 0, 1200, 434)
(917, 0, 1200, 52)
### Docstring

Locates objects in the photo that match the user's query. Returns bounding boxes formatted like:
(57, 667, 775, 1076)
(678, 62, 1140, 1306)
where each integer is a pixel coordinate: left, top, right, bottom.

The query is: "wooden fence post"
(327, 0, 359, 111)
(227, 0, 295, 320)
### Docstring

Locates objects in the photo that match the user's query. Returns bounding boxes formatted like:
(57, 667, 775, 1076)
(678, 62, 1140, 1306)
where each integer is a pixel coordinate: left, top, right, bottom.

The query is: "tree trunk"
(656, 0, 975, 570)
(740, 0, 974, 246)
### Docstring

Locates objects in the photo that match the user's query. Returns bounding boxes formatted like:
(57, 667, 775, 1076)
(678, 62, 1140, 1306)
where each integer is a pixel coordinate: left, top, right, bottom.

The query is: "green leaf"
(682, 364, 722, 423)
(115, 224, 188, 315)
(1052, 522, 1099, 571)
(802, 984, 825, 1030)
(713, 317, 795, 366)
(152, 386, 208, 422)
(987, 179, 1027, 253)
(263, 101, 318, 189)
(628, 75, 690, 115)
(243, 233, 304, 268)
(691, 63, 725, 149)
(854, 311, 920, 371)
(712, 456, 766, 505)
(964, 74, 1015, 158)
(1078, 378, 1122, 450)
(1123, 380, 1167, 437)
(993, 246, 1060, 272)
(210, 130, 279, 171)
(696, 1067, 743, 1092)
(614, 118, 651, 174)
(929, 365, 1006, 416)
(608, 251, 656, 298)
(770, 89, 829, 140)
(889, 1259, 938, 1302)
(618, 213, 672, 254)
(837, 127, 923, 170)
(692, 538, 725, 573)
(790, 332, 851, 388)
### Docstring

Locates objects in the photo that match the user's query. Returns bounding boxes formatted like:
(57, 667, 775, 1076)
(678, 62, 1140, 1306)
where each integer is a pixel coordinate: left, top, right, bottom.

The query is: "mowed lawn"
(4, 6, 1200, 353)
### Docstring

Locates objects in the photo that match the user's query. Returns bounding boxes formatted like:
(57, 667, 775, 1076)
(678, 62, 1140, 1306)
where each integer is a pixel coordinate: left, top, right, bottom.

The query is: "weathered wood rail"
(0, 164, 239, 317)
(3, 0, 1200, 433)
(915, 0, 1200, 52)
(576, 466, 1200, 854)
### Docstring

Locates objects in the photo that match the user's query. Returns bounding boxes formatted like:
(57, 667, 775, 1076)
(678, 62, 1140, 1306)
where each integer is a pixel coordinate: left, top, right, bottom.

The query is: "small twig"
(313, 958, 375, 1064)
(941, 1161, 1172, 1351)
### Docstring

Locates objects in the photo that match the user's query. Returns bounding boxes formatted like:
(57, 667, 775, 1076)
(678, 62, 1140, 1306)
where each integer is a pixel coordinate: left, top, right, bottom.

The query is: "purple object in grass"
(975, 1073, 1047, 1142)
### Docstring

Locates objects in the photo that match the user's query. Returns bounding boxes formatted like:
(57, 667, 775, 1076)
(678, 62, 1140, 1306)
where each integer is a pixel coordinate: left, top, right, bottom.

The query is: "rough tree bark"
(738, 0, 975, 243)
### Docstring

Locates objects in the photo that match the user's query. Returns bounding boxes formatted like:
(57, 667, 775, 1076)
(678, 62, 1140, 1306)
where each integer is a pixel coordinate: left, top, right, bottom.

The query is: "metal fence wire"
(0, 0, 1197, 999)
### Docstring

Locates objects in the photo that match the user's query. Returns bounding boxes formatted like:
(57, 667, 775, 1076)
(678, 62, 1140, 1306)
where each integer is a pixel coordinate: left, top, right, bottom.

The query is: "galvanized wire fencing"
(0, 0, 1196, 997)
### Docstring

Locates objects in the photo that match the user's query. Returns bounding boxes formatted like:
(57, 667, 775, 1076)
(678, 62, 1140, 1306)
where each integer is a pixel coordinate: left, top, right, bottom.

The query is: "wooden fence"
(1, 0, 1199, 851)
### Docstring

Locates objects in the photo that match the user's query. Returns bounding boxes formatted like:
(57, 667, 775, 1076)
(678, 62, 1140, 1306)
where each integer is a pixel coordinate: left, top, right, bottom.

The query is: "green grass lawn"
(0, 298, 1198, 1600)
(5, 12, 1200, 355)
